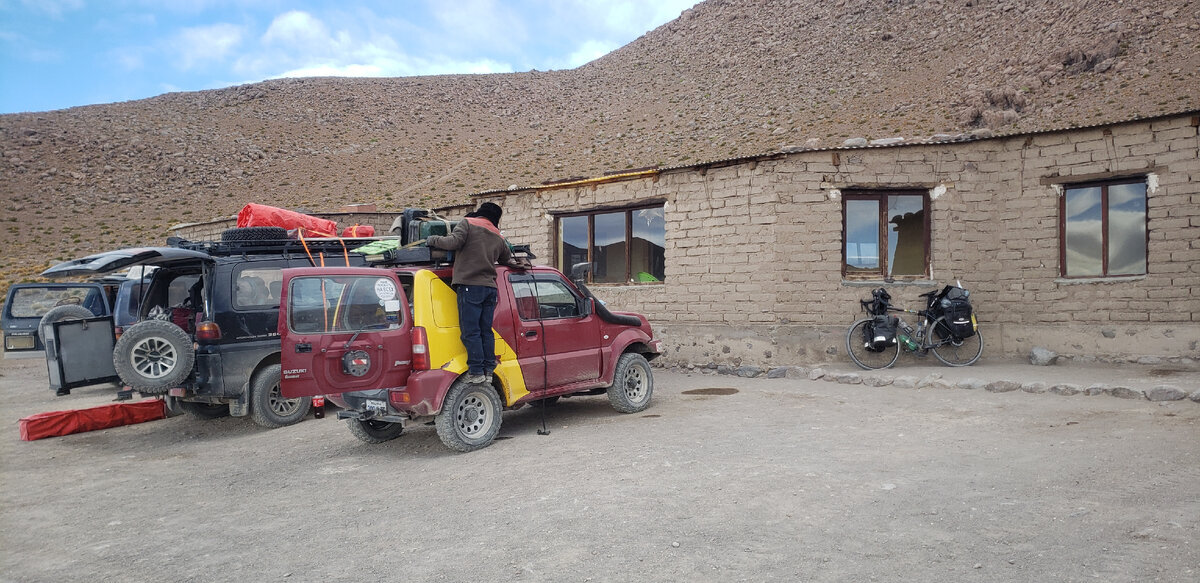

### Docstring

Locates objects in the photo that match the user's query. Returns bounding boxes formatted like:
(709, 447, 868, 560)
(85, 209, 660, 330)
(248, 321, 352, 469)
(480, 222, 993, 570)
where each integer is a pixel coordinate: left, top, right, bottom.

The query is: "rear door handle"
(295, 343, 312, 353)
(523, 330, 537, 338)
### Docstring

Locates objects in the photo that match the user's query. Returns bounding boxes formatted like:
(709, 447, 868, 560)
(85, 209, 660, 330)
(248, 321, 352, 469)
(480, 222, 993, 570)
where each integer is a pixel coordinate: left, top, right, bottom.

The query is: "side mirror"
(577, 296, 592, 317)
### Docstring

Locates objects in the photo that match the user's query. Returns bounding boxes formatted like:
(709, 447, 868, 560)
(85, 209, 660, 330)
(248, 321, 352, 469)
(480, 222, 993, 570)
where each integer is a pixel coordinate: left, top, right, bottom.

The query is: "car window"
(5, 287, 103, 318)
(233, 266, 283, 310)
(510, 276, 582, 320)
(288, 275, 404, 334)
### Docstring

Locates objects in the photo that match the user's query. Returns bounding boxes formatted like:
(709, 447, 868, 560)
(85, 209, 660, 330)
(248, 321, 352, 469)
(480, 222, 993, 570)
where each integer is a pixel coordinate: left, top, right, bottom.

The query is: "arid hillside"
(1, 0, 1197, 291)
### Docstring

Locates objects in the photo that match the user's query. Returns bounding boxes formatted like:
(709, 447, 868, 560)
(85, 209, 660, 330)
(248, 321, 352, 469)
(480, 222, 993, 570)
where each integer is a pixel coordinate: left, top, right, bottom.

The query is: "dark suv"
(2, 274, 147, 358)
(42, 231, 366, 427)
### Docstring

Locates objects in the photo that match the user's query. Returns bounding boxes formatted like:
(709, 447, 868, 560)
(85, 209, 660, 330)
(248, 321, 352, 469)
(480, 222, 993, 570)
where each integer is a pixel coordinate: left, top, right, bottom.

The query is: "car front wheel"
(249, 364, 310, 428)
(608, 352, 654, 413)
(435, 377, 502, 452)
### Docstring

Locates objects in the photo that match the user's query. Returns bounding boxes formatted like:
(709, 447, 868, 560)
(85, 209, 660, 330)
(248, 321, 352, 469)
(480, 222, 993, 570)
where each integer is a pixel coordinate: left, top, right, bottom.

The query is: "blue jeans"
(456, 285, 498, 376)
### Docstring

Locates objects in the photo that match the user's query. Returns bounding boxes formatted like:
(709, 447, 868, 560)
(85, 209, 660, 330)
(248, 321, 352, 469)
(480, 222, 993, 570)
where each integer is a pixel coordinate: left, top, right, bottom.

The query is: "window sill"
(1055, 275, 1147, 285)
(841, 279, 936, 287)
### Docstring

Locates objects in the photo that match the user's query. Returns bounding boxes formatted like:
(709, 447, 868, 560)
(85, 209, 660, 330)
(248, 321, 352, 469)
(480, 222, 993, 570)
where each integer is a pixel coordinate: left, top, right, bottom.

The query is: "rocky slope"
(1, 0, 1197, 291)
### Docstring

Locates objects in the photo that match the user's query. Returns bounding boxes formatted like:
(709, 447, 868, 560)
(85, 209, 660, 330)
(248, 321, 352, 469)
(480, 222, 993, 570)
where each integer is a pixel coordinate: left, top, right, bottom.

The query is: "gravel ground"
(1, 356, 1197, 583)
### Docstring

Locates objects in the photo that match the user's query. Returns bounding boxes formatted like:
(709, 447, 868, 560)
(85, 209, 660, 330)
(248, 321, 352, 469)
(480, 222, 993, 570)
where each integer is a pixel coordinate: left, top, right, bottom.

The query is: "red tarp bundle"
(237, 203, 338, 238)
(19, 399, 166, 441)
(341, 225, 375, 237)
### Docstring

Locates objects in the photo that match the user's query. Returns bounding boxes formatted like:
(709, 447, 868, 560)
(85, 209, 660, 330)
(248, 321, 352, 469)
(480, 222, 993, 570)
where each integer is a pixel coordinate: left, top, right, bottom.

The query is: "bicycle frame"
(846, 288, 983, 369)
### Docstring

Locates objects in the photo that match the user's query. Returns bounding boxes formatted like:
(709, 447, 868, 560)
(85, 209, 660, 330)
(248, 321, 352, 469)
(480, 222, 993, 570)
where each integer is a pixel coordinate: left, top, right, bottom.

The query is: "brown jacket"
(426, 217, 514, 287)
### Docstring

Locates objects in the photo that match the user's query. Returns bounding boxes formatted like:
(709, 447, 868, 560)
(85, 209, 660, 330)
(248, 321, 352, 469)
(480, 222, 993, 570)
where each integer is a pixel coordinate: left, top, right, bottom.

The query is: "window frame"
(841, 189, 931, 280)
(1058, 177, 1149, 278)
(553, 203, 666, 285)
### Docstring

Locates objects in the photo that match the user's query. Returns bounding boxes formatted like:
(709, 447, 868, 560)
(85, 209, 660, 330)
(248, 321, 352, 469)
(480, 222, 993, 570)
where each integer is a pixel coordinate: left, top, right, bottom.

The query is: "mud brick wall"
(485, 113, 1200, 367)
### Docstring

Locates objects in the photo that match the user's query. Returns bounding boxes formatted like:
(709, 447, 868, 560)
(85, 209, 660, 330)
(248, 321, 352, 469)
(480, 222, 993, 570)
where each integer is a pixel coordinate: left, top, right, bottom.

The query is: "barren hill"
(1, 0, 1197, 291)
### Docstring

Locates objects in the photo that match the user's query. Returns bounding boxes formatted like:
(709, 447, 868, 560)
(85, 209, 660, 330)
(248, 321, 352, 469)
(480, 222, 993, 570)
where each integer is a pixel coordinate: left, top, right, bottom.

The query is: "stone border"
(661, 363, 1200, 404)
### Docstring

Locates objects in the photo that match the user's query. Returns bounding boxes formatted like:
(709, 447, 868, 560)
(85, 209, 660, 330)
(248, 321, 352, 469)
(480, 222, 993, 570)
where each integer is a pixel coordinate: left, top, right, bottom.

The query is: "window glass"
(593, 212, 627, 284)
(845, 199, 880, 272)
(511, 280, 539, 320)
(234, 267, 282, 309)
(556, 205, 665, 284)
(1064, 186, 1103, 277)
(887, 196, 925, 276)
(559, 216, 588, 275)
(631, 207, 666, 282)
(167, 275, 201, 308)
(1107, 182, 1147, 276)
(533, 279, 580, 319)
(289, 276, 403, 333)
(7, 287, 100, 318)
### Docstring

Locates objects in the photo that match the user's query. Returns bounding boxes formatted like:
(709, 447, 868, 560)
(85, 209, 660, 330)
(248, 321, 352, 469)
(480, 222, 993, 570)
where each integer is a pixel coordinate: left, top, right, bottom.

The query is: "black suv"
(42, 229, 366, 427)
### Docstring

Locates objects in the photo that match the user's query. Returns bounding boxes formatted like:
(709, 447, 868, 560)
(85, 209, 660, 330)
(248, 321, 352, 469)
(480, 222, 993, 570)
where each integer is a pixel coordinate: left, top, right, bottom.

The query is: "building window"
(843, 191, 929, 279)
(556, 205, 666, 284)
(1060, 178, 1147, 277)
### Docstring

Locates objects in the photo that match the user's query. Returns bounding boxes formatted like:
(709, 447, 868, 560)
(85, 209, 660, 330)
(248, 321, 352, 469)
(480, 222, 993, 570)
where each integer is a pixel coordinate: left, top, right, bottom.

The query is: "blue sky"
(0, 0, 699, 114)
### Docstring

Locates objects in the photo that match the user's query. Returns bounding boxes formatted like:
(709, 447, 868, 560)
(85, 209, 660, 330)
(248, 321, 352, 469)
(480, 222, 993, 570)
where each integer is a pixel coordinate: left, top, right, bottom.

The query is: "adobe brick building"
(479, 110, 1200, 367)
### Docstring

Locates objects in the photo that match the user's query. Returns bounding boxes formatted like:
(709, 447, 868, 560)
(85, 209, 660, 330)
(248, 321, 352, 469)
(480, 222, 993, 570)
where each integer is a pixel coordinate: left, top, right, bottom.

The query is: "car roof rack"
(166, 235, 395, 258)
(364, 243, 536, 267)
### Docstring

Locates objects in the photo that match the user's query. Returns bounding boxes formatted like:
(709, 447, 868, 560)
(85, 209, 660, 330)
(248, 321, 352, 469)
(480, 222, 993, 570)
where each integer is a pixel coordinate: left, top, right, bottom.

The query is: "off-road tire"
(608, 352, 654, 413)
(846, 318, 900, 370)
(346, 419, 405, 444)
(930, 318, 984, 367)
(179, 400, 230, 420)
(112, 320, 195, 393)
(221, 226, 288, 242)
(435, 377, 503, 452)
(249, 364, 310, 428)
(38, 304, 95, 345)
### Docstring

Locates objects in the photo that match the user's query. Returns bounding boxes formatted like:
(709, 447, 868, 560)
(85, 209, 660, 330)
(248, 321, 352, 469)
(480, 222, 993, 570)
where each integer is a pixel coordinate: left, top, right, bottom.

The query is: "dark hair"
(476, 202, 502, 227)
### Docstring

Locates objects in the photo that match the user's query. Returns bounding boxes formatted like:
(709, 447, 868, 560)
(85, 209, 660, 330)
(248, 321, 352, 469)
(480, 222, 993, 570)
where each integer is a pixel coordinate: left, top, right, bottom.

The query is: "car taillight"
(195, 321, 222, 342)
(411, 326, 429, 370)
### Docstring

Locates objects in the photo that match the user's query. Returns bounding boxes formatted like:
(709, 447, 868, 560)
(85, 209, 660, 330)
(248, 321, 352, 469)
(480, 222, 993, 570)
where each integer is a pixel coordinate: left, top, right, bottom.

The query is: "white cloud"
(566, 39, 618, 68)
(174, 23, 245, 70)
(262, 11, 331, 48)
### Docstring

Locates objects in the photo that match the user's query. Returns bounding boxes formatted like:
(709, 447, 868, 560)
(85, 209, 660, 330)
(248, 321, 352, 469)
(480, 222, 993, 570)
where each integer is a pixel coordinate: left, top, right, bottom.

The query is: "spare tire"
(38, 304, 96, 347)
(221, 226, 288, 242)
(112, 319, 195, 393)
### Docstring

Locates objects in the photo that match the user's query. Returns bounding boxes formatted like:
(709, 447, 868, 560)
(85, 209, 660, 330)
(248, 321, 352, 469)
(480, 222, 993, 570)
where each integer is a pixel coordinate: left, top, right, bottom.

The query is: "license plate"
(5, 335, 35, 350)
(364, 399, 387, 413)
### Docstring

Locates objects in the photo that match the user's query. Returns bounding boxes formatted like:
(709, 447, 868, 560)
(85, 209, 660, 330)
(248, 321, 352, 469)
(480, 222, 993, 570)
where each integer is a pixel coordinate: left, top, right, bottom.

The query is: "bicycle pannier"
(932, 286, 975, 339)
(866, 314, 899, 351)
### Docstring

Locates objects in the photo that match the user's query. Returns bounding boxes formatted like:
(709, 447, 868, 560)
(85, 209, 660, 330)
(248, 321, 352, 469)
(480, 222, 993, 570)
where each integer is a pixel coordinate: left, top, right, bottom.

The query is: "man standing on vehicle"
(426, 202, 526, 384)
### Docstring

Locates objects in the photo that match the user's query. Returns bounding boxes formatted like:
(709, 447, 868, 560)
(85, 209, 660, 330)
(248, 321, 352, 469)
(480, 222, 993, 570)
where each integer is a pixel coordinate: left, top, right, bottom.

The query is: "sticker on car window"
(374, 278, 397, 301)
(383, 299, 401, 313)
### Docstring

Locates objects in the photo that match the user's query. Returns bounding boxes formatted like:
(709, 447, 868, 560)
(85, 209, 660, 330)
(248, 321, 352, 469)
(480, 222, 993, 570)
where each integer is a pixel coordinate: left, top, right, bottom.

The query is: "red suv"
(278, 261, 661, 452)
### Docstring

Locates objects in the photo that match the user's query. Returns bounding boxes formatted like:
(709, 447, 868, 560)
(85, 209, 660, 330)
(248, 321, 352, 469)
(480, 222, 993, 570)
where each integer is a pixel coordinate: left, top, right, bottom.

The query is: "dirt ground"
(1, 356, 1197, 583)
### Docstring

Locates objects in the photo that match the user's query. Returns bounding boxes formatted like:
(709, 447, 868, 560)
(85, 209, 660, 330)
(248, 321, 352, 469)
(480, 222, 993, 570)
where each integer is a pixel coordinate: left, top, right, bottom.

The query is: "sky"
(0, 0, 700, 114)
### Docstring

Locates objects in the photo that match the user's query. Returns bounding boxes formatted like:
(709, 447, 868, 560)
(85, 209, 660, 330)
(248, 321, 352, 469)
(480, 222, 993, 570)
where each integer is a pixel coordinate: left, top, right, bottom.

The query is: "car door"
(507, 272, 601, 391)
(278, 268, 413, 399)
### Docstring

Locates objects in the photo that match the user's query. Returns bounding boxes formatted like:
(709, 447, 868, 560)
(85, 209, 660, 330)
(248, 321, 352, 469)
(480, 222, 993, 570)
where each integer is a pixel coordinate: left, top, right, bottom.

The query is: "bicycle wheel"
(846, 318, 900, 370)
(929, 317, 983, 366)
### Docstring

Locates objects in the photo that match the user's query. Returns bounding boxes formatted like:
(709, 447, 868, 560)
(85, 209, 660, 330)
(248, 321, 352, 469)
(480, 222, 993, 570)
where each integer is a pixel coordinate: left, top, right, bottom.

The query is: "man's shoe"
(466, 374, 489, 384)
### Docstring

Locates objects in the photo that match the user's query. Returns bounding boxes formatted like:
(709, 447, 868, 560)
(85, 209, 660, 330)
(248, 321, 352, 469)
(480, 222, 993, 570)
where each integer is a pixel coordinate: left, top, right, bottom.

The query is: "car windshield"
(6, 287, 103, 318)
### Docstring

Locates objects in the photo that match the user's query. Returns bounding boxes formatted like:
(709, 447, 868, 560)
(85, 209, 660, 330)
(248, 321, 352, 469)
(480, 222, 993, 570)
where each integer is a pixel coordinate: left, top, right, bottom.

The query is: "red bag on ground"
(19, 399, 166, 441)
(341, 225, 375, 237)
(237, 203, 338, 237)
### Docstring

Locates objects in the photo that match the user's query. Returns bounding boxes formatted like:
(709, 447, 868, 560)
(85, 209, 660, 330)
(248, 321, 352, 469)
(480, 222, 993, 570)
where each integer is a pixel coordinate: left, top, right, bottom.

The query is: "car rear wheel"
(112, 319, 195, 393)
(608, 352, 654, 413)
(347, 419, 404, 444)
(249, 364, 310, 428)
(435, 377, 502, 452)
